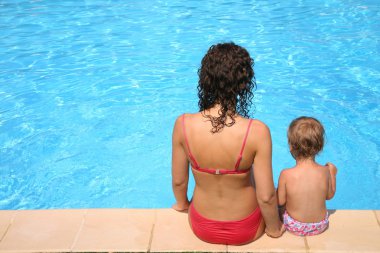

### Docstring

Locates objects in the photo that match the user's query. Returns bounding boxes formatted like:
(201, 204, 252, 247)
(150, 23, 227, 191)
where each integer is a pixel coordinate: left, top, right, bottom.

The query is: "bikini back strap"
(234, 119, 253, 170)
(181, 114, 200, 169)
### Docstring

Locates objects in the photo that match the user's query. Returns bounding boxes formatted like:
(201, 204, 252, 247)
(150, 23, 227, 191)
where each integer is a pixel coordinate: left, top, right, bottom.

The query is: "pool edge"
(0, 209, 379, 252)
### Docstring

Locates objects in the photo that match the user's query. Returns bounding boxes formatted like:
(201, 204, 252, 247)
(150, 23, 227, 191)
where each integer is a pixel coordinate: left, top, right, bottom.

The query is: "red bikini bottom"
(189, 203, 262, 245)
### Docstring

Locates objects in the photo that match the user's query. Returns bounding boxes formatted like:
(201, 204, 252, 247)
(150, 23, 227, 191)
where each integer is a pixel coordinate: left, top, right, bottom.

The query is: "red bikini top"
(182, 114, 253, 175)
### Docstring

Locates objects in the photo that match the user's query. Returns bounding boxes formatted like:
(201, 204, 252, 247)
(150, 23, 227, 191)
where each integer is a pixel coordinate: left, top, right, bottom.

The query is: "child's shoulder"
(279, 166, 297, 178)
(314, 163, 331, 175)
(281, 166, 297, 172)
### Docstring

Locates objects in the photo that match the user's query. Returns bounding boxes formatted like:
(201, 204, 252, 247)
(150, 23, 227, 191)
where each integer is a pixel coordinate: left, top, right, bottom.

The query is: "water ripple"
(0, 0, 379, 209)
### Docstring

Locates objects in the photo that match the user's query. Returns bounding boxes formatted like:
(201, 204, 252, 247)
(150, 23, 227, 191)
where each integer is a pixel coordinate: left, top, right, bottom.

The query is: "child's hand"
(326, 162, 338, 176)
(172, 202, 190, 213)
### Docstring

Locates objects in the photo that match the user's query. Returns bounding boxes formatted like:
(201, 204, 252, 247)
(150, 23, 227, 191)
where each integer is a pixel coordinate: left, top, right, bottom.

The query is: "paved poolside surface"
(0, 209, 379, 252)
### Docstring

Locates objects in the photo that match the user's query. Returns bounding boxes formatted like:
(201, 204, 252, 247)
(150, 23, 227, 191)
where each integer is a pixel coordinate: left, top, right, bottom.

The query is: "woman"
(171, 42, 284, 245)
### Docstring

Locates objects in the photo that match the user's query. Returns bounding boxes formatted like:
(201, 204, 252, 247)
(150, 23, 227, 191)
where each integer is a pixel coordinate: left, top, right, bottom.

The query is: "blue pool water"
(0, 0, 379, 210)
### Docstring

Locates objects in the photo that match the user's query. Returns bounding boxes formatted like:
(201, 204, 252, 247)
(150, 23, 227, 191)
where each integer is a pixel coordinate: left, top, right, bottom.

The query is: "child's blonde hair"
(288, 116, 325, 159)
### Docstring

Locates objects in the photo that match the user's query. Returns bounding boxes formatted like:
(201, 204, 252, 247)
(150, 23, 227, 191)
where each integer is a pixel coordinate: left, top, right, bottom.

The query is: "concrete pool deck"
(0, 209, 379, 253)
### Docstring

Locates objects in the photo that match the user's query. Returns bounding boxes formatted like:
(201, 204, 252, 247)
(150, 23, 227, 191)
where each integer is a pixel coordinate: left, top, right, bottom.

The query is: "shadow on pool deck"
(0, 209, 379, 252)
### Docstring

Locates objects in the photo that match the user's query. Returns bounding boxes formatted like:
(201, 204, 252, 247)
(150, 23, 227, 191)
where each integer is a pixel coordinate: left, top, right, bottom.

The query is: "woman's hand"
(265, 224, 286, 238)
(172, 201, 190, 213)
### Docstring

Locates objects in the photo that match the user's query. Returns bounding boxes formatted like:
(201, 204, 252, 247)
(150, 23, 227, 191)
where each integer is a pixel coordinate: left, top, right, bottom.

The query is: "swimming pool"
(0, 0, 379, 210)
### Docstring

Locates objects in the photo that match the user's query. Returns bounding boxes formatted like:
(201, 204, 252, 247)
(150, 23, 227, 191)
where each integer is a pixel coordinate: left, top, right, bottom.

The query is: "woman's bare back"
(183, 112, 260, 220)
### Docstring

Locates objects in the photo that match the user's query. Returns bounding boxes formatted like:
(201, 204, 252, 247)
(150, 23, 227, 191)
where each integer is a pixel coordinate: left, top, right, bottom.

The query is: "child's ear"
(289, 145, 296, 159)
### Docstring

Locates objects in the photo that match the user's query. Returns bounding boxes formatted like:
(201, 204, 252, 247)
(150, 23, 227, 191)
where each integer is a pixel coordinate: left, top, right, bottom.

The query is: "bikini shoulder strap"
(234, 119, 253, 170)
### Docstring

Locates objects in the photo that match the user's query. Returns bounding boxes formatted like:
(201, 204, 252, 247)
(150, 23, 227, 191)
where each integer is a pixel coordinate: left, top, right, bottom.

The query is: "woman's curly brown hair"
(197, 42, 255, 133)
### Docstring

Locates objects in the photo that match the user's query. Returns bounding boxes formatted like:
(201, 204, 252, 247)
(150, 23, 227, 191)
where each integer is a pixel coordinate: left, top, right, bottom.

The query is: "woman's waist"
(192, 188, 259, 221)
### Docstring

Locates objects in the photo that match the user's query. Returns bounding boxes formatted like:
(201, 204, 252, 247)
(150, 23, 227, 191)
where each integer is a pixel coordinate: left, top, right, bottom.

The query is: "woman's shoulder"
(250, 118, 269, 128)
(173, 112, 202, 129)
(248, 118, 271, 136)
(174, 112, 201, 124)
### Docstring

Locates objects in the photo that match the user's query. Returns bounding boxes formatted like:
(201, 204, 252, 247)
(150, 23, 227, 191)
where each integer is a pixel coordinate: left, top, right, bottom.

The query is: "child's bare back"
(278, 162, 335, 222)
(277, 116, 337, 236)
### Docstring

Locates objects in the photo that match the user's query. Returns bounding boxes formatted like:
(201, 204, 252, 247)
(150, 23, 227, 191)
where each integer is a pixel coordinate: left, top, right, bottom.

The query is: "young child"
(277, 116, 337, 236)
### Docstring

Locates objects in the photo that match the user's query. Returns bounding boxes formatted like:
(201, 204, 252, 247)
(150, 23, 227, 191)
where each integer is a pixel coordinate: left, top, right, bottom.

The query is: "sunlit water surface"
(0, 0, 379, 209)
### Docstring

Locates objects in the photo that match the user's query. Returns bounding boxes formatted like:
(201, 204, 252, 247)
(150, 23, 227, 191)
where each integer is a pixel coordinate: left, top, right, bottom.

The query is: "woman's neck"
(204, 104, 236, 116)
(203, 105, 238, 123)
(204, 106, 220, 116)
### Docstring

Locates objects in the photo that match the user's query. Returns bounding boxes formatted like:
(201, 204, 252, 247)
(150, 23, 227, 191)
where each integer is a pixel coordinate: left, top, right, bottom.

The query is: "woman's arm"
(171, 116, 190, 212)
(253, 121, 284, 238)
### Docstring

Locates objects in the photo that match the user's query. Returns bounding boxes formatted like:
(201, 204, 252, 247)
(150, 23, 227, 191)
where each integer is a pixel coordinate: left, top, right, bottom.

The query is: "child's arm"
(277, 170, 287, 207)
(326, 162, 337, 200)
(277, 170, 287, 221)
